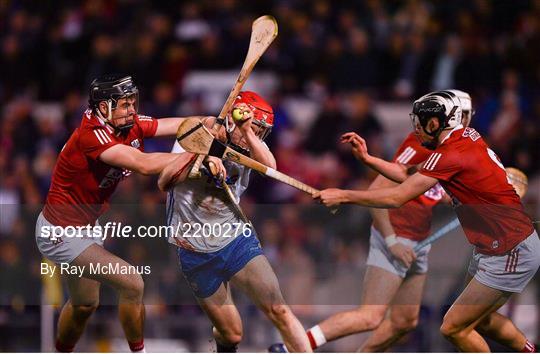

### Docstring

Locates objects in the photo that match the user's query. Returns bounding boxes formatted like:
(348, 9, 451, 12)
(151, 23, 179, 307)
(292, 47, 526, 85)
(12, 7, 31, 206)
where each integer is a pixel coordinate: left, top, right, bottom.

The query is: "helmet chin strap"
(95, 101, 113, 122)
(420, 119, 445, 150)
(96, 100, 133, 135)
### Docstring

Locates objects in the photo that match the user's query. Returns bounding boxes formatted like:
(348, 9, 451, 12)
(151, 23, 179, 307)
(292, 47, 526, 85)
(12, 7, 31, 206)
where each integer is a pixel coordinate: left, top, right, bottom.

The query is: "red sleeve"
(79, 127, 118, 160)
(392, 134, 430, 165)
(419, 149, 462, 181)
(136, 115, 158, 138)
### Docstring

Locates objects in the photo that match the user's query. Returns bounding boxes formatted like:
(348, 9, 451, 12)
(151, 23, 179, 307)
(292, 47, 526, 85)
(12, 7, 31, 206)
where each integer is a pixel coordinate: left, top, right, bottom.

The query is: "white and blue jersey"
(166, 142, 251, 253)
(166, 141, 265, 298)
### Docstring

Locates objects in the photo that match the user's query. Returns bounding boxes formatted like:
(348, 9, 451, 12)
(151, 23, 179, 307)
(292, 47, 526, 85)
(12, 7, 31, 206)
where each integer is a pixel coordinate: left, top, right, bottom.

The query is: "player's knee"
(475, 314, 493, 334)
(264, 303, 290, 324)
(391, 315, 419, 333)
(71, 302, 98, 321)
(364, 315, 385, 331)
(358, 308, 385, 330)
(216, 326, 243, 346)
(120, 274, 144, 301)
(440, 317, 462, 339)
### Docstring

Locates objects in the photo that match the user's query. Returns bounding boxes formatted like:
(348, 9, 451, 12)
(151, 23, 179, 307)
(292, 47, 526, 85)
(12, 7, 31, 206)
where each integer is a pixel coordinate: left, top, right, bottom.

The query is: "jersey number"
(487, 148, 505, 170)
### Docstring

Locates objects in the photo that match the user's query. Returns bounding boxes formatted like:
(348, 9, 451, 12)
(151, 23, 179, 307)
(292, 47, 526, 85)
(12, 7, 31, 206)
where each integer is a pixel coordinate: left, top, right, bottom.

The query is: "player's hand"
(388, 243, 416, 268)
(205, 156, 227, 181)
(201, 116, 217, 128)
(340, 132, 371, 163)
(201, 116, 222, 138)
(312, 188, 347, 208)
(232, 103, 255, 136)
(157, 153, 196, 191)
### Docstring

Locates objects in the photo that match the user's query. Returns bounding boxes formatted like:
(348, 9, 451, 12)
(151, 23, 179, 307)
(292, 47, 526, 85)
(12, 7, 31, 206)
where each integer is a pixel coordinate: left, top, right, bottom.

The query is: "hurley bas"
(41, 262, 151, 278)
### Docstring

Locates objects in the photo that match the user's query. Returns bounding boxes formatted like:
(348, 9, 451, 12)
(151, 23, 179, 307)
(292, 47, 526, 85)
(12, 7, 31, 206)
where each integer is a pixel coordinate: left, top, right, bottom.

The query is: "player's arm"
(235, 115, 276, 168)
(368, 175, 397, 236)
(157, 154, 200, 191)
(156, 141, 226, 191)
(99, 144, 195, 176)
(341, 132, 409, 183)
(153, 116, 214, 137)
(244, 129, 276, 168)
(314, 172, 438, 208)
(368, 175, 418, 267)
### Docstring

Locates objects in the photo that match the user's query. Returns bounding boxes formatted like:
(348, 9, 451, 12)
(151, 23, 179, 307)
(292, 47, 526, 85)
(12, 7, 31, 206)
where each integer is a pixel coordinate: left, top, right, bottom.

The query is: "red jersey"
(385, 133, 445, 241)
(43, 110, 158, 227)
(419, 127, 533, 255)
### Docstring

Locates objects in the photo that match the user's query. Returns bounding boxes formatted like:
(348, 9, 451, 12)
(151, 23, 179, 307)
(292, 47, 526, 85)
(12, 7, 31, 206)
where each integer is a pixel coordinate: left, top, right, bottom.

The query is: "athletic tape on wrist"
(385, 234, 398, 247)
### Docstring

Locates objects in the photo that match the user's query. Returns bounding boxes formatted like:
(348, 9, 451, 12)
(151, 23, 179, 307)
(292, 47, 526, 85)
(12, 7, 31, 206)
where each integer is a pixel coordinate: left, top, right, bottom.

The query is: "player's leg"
(196, 283, 243, 352)
(446, 233, 540, 352)
(55, 275, 100, 352)
(315, 266, 402, 345)
(360, 272, 426, 352)
(440, 277, 512, 352)
(458, 269, 535, 352)
(36, 214, 145, 350)
(476, 310, 532, 351)
(305, 227, 408, 350)
(71, 244, 146, 352)
(231, 255, 312, 352)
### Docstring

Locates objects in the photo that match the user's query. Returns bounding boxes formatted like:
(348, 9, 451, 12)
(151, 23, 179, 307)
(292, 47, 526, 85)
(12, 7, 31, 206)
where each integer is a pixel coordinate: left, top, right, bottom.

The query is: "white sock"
(307, 325, 327, 349)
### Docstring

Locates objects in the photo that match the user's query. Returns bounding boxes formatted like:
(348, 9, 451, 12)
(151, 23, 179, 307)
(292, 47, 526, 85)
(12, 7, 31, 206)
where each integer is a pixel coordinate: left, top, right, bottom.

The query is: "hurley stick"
(189, 15, 278, 178)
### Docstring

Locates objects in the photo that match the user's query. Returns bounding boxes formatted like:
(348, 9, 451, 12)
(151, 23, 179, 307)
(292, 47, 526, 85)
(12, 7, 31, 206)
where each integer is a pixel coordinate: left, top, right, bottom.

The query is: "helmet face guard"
(224, 117, 273, 143)
(89, 75, 139, 133)
(410, 94, 459, 149)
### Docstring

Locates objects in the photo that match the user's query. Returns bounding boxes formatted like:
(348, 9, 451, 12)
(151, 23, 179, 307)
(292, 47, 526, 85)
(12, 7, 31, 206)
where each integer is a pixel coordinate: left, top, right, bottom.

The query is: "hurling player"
(306, 90, 473, 352)
(36, 75, 204, 352)
(161, 92, 311, 352)
(315, 91, 539, 352)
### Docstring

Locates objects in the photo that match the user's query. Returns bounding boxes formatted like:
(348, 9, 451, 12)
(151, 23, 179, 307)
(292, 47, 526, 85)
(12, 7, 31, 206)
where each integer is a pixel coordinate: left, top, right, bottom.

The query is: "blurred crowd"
(1, 0, 539, 351)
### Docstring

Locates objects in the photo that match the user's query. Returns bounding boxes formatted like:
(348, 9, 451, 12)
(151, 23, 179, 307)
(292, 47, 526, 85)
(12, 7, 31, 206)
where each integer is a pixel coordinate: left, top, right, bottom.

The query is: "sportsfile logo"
(40, 222, 253, 242)
(40, 222, 173, 242)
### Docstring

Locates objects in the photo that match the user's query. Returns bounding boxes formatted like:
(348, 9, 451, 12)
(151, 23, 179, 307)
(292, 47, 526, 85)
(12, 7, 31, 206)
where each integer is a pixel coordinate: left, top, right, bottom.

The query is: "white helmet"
(415, 89, 470, 116)
(410, 90, 463, 149)
(441, 89, 474, 127)
(447, 89, 471, 112)
(412, 90, 463, 127)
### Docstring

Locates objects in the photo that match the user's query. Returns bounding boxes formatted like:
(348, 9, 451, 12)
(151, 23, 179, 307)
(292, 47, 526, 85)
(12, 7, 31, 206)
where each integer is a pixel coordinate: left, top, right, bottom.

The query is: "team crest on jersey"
(462, 127, 480, 141)
(492, 240, 499, 249)
(131, 139, 140, 148)
(423, 183, 445, 200)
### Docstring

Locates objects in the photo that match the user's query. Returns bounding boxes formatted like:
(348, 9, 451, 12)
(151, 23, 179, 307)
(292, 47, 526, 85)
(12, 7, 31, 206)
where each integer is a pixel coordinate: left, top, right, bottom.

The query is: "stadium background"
(0, 0, 538, 351)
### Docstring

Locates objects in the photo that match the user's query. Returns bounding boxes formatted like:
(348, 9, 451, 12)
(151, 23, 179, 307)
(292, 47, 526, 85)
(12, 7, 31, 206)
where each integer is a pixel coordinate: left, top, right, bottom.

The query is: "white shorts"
(35, 212, 104, 264)
(468, 231, 540, 293)
(366, 227, 431, 278)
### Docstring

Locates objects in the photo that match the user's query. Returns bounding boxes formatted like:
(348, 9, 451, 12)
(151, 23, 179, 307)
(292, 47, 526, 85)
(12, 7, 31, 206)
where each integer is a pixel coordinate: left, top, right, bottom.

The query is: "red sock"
(521, 340, 536, 353)
(128, 339, 145, 352)
(55, 339, 75, 353)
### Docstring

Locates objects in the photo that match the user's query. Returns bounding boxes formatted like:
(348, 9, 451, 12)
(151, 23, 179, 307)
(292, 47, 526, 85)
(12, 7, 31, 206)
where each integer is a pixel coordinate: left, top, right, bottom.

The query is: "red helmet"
(234, 91, 274, 140)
